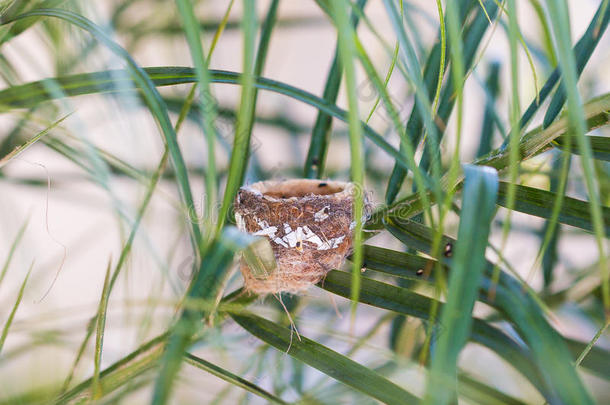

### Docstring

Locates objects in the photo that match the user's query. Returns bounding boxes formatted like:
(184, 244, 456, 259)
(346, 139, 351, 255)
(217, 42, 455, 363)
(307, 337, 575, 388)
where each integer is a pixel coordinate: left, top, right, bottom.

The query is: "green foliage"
(0, 1, 609, 404)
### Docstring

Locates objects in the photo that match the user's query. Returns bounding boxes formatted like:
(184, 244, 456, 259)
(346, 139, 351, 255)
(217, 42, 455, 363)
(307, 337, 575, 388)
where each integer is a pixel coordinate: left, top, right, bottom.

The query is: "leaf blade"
(231, 311, 419, 405)
(424, 165, 499, 405)
(496, 181, 610, 236)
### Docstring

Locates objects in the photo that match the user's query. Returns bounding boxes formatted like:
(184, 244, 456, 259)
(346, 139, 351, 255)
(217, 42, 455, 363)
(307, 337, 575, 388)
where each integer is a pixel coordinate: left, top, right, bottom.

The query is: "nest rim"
(239, 178, 354, 203)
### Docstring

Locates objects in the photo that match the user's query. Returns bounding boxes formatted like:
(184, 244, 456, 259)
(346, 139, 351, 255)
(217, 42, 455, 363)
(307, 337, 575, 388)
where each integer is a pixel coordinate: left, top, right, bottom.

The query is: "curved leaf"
(1, 8, 203, 251)
(0, 67, 415, 176)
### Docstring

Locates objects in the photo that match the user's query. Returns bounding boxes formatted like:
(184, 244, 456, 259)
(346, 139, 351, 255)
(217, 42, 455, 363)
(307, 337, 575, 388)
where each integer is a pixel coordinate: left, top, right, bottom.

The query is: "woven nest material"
(234, 179, 371, 294)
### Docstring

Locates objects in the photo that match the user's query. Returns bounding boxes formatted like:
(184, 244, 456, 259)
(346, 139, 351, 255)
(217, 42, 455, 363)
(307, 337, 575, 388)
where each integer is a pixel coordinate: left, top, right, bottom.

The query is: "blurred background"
(0, 0, 608, 403)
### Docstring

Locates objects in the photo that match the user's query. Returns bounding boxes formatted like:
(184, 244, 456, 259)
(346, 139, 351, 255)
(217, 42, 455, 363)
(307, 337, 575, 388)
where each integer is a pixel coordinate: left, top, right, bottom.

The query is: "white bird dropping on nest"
(234, 178, 371, 294)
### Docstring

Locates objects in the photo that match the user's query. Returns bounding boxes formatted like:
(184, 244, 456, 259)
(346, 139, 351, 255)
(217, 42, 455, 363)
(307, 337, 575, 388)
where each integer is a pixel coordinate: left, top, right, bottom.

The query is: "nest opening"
(259, 179, 345, 199)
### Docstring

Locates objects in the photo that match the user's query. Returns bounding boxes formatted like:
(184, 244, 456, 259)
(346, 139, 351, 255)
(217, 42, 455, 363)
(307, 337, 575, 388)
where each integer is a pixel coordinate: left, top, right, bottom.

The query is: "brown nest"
(234, 179, 370, 294)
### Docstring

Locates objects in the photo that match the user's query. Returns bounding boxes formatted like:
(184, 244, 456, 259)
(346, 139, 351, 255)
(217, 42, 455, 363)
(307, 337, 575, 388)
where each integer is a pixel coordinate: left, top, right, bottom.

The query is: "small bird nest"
(234, 179, 370, 294)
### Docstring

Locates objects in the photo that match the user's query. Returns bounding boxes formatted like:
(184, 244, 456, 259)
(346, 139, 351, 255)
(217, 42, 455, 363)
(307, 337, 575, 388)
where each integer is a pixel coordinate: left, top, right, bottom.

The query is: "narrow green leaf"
(61, 52, 205, 397)
(92, 260, 112, 399)
(383, 216, 596, 404)
(362, 244, 436, 282)
(185, 353, 288, 405)
(175, 0, 219, 239)
(319, 270, 551, 399)
(383, 0, 445, 195)
(231, 311, 420, 405)
(240, 0, 280, 182)
(0, 217, 28, 288)
(216, 0, 257, 232)
(542, 3, 610, 128)
(370, 93, 610, 229)
(390, 1, 502, 202)
(0, 0, 68, 44)
(492, 0, 525, 312)
(458, 373, 527, 405)
(516, 0, 609, 135)
(152, 227, 253, 405)
(424, 165, 498, 405)
(385, 0, 474, 204)
(0, 112, 71, 168)
(353, 25, 434, 225)
(207, 0, 236, 57)
(528, 0, 557, 67)
(574, 321, 609, 370)
(328, 0, 365, 322)
(2, 8, 203, 253)
(55, 334, 167, 405)
(496, 181, 610, 236)
(542, 0, 608, 319)
(535, 152, 570, 288)
(304, 0, 367, 179)
(364, 0, 399, 125)
(0, 67, 415, 175)
(0, 262, 31, 355)
(554, 135, 610, 162)
(60, 316, 96, 393)
(566, 336, 610, 380)
(476, 61, 501, 158)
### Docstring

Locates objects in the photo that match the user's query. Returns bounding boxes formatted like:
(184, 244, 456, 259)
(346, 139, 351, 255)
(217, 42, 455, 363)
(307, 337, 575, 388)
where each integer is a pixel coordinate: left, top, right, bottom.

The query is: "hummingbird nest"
(234, 179, 370, 294)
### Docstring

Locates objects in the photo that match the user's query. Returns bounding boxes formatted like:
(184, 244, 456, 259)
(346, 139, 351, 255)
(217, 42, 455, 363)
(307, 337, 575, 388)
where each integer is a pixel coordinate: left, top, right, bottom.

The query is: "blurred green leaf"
(0, 217, 28, 288)
(0, 112, 71, 169)
(216, 0, 258, 232)
(0, 66, 419, 181)
(385, 0, 475, 204)
(175, 0, 220, 235)
(458, 373, 527, 405)
(542, 2, 610, 128)
(328, 0, 366, 325)
(0, 263, 31, 355)
(513, 0, 610, 142)
(544, 0, 608, 315)
(185, 353, 287, 404)
(304, 0, 367, 179)
(0, 0, 68, 44)
(92, 261, 112, 399)
(538, 153, 568, 288)
(424, 165, 498, 405)
(477, 61, 502, 158)
(55, 334, 167, 404)
(362, 244, 436, 282)
(152, 227, 253, 405)
(1, 8, 204, 252)
(566, 337, 610, 380)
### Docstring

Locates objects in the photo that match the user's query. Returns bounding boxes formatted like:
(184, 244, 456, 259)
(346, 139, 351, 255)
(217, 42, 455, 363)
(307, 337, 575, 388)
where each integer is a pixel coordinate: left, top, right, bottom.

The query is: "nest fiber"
(234, 179, 370, 294)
